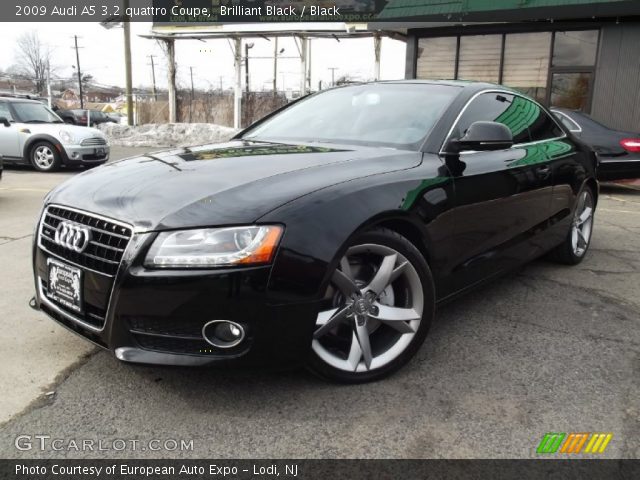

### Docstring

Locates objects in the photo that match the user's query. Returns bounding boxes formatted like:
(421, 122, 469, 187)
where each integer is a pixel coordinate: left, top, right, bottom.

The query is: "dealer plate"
(47, 258, 83, 313)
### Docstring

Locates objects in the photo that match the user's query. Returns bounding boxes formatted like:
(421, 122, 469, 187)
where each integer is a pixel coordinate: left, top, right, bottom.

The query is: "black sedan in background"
(552, 107, 640, 181)
(32, 81, 598, 383)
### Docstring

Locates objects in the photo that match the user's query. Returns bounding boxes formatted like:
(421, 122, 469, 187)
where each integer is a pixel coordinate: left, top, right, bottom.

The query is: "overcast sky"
(0, 22, 406, 92)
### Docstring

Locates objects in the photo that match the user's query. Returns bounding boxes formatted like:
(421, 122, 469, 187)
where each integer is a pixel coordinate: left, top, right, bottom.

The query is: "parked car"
(88, 110, 118, 127)
(54, 107, 83, 125)
(0, 97, 110, 171)
(552, 107, 640, 181)
(105, 112, 126, 124)
(54, 108, 117, 127)
(31, 81, 598, 382)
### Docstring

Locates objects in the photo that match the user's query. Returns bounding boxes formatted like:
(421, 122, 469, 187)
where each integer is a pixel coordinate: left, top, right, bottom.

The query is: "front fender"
(261, 159, 454, 303)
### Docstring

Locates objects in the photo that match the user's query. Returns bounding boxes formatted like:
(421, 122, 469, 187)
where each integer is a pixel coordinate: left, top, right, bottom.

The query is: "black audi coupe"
(31, 81, 598, 382)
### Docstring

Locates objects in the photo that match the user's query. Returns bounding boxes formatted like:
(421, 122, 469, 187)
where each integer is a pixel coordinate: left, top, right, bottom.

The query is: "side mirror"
(448, 121, 513, 153)
(0, 117, 10, 127)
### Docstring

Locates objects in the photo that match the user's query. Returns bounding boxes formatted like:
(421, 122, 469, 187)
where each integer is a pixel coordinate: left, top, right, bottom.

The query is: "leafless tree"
(12, 31, 54, 95)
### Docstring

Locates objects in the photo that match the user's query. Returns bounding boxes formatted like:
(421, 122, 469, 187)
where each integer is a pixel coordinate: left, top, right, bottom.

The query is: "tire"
(307, 227, 435, 383)
(549, 186, 595, 265)
(30, 141, 62, 172)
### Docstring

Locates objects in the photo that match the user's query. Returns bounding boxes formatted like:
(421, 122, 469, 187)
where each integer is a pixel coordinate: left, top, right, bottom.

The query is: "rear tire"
(307, 228, 435, 383)
(549, 186, 595, 265)
(30, 141, 62, 172)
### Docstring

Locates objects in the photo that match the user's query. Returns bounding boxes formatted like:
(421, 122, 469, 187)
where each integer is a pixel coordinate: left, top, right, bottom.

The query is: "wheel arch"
(358, 215, 433, 267)
(583, 176, 599, 207)
(23, 134, 67, 163)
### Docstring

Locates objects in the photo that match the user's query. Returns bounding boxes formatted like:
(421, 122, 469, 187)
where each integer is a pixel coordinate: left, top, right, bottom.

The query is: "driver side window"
(453, 93, 531, 145)
(0, 102, 14, 121)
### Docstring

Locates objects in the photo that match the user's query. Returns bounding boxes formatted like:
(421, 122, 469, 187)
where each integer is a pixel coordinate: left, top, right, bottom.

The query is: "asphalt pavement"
(0, 152, 638, 459)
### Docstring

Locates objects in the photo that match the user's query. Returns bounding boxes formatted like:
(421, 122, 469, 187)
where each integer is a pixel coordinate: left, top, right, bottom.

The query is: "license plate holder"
(47, 258, 83, 313)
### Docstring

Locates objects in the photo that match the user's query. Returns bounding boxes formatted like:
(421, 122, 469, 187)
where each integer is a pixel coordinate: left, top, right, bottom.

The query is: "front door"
(442, 92, 555, 292)
(0, 101, 21, 159)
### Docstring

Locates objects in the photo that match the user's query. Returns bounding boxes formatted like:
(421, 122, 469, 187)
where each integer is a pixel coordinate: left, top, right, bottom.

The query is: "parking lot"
(0, 150, 638, 459)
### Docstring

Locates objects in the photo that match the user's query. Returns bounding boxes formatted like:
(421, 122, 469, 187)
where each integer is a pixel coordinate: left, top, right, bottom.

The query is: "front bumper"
(32, 211, 319, 367)
(61, 144, 110, 165)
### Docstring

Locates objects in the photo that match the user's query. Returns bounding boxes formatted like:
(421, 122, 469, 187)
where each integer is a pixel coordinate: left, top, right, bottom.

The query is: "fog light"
(71, 152, 80, 159)
(202, 320, 245, 349)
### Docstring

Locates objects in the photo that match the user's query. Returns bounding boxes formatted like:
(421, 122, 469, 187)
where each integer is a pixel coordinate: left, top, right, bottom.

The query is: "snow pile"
(97, 123, 240, 148)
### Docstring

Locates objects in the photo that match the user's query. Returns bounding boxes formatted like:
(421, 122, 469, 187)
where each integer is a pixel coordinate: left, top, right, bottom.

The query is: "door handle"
(535, 165, 551, 178)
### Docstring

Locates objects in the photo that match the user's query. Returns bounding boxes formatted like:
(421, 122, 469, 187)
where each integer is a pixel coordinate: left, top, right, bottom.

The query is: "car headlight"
(59, 130, 74, 144)
(144, 225, 283, 268)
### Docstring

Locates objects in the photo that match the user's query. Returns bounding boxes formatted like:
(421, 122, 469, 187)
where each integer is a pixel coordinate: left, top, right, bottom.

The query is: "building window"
(457, 35, 501, 83)
(502, 32, 551, 104)
(414, 28, 599, 112)
(550, 73, 592, 111)
(552, 30, 599, 66)
(416, 37, 457, 80)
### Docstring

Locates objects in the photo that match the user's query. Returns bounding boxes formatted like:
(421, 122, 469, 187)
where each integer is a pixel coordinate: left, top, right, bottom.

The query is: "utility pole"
(46, 61, 52, 108)
(148, 55, 157, 101)
(189, 66, 195, 122)
(73, 35, 84, 109)
(245, 43, 249, 94)
(190, 66, 195, 98)
(123, 0, 133, 126)
(328, 67, 338, 87)
(272, 37, 278, 94)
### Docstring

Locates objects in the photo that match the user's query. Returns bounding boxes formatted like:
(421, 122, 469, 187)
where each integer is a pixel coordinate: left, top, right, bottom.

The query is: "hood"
(48, 140, 421, 230)
(24, 123, 105, 143)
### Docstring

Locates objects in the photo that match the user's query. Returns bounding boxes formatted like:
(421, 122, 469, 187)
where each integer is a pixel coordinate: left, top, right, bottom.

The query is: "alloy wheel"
(312, 243, 424, 373)
(33, 145, 55, 170)
(571, 190, 594, 257)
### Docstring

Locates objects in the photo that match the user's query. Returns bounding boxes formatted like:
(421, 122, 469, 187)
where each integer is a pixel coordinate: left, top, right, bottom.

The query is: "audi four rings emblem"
(54, 222, 92, 253)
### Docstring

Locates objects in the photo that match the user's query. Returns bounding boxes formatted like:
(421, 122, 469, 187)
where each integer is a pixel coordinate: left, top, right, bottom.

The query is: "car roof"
(372, 79, 520, 93)
(0, 96, 41, 103)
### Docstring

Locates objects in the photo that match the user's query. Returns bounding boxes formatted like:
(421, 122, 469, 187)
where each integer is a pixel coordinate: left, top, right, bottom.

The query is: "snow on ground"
(98, 123, 240, 148)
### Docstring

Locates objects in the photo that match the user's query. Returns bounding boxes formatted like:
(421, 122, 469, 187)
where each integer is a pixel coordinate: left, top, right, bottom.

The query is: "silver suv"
(0, 97, 110, 172)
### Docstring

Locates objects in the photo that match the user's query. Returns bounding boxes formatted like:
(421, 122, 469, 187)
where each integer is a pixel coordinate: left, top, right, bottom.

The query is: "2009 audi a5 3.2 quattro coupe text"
(31, 81, 598, 383)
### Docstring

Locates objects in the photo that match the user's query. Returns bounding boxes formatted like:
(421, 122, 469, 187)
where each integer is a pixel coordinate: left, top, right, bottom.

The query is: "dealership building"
(377, 0, 640, 132)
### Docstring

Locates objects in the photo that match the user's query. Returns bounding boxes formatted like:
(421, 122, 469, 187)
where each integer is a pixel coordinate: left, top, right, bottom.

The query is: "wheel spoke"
(339, 257, 353, 280)
(576, 192, 586, 217)
(313, 306, 351, 339)
(346, 332, 363, 371)
(354, 321, 373, 370)
(370, 304, 419, 334)
(365, 254, 397, 295)
(578, 207, 592, 226)
(331, 269, 359, 297)
(577, 228, 588, 248)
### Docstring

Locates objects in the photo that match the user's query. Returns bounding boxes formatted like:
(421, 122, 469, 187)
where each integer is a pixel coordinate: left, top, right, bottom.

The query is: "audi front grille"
(39, 205, 132, 276)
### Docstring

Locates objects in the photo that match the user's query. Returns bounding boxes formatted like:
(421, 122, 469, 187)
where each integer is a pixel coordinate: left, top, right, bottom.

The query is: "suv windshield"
(11, 102, 62, 124)
(243, 83, 460, 150)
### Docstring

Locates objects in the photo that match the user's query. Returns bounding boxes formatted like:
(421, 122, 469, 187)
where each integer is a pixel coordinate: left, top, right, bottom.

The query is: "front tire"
(30, 141, 62, 172)
(307, 228, 435, 383)
(549, 186, 595, 265)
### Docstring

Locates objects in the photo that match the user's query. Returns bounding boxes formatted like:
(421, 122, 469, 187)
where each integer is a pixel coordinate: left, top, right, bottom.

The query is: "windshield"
(11, 102, 63, 124)
(243, 83, 460, 150)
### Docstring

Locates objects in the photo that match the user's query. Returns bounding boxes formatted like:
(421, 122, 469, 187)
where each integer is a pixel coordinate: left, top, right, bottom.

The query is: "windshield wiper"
(23, 120, 47, 123)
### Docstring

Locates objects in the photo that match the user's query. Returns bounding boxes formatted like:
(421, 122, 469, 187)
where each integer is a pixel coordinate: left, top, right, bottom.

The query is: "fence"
(135, 91, 288, 128)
